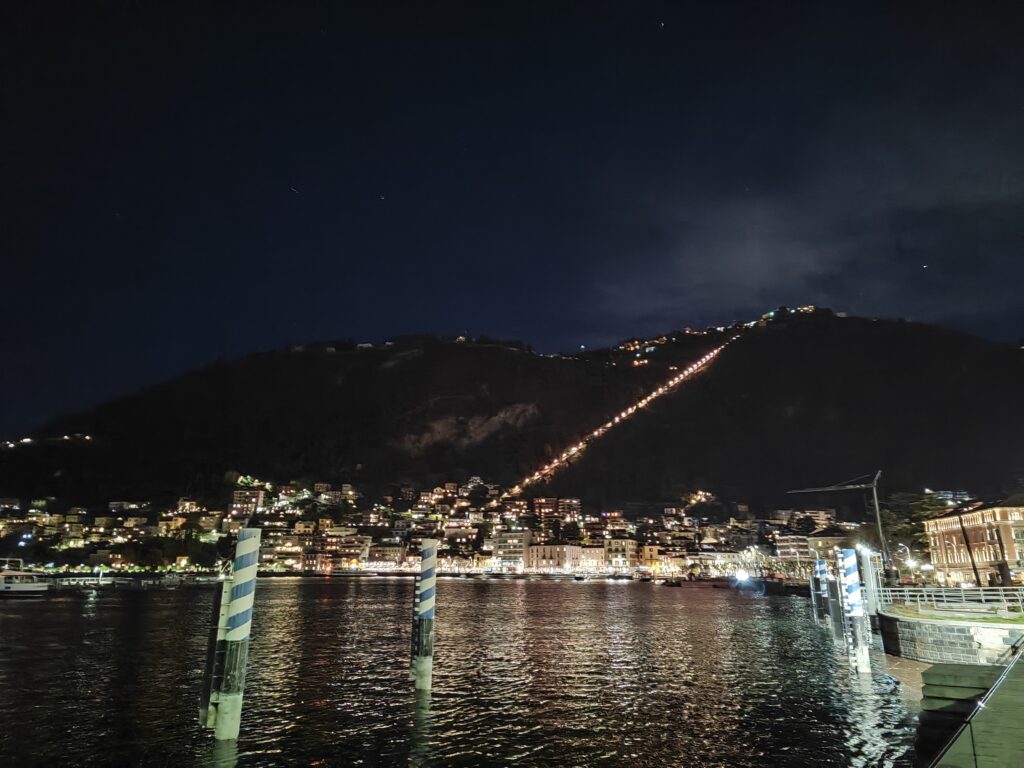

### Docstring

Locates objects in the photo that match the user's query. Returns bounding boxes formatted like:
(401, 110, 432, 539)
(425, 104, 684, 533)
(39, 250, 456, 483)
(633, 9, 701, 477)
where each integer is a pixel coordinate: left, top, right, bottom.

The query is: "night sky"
(3, 2, 1024, 437)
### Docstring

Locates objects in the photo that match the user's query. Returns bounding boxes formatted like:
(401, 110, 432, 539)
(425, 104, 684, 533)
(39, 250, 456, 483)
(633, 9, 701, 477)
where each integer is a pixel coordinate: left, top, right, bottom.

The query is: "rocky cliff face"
(396, 403, 542, 455)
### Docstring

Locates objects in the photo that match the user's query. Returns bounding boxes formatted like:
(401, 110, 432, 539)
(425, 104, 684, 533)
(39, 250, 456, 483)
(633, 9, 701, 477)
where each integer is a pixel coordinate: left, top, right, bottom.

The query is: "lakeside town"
(6, 302, 1019, 589)
(3, 475, 1022, 586)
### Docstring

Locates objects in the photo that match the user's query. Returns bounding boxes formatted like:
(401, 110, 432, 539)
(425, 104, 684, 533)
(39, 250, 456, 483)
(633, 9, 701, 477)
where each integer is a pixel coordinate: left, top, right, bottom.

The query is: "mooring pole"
(200, 527, 261, 740)
(818, 559, 830, 610)
(809, 563, 820, 616)
(833, 550, 853, 648)
(826, 574, 845, 638)
(812, 559, 828, 619)
(857, 548, 880, 618)
(408, 574, 421, 681)
(410, 538, 437, 691)
(839, 548, 871, 674)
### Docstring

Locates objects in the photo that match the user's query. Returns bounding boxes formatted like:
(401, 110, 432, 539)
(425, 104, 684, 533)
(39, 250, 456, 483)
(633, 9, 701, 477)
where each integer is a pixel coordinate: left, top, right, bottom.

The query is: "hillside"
(3, 312, 1023, 510)
(0, 333, 718, 505)
(548, 315, 1024, 509)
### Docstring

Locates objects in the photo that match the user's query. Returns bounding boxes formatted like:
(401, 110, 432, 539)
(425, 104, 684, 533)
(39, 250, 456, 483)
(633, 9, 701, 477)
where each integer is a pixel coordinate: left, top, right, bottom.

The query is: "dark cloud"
(2, 2, 1024, 436)
(589, 70, 1024, 338)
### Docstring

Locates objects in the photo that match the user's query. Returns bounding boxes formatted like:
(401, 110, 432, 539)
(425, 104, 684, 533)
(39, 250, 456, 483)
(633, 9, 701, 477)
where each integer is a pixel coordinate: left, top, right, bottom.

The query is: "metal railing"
(927, 634, 1024, 767)
(879, 586, 1024, 613)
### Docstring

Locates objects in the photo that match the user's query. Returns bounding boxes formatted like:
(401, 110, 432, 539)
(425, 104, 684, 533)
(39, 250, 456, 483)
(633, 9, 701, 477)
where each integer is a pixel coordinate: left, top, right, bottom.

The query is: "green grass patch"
(884, 603, 1024, 624)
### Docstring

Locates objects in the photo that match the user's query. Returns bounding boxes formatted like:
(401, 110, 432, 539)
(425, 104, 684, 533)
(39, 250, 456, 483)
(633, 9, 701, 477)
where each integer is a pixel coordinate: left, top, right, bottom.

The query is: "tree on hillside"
(295, 497, 324, 520)
(467, 485, 490, 508)
(561, 521, 581, 542)
(881, 492, 950, 555)
(473, 522, 493, 549)
(180, 518, 204, 540)
(792, 515, 818, 535)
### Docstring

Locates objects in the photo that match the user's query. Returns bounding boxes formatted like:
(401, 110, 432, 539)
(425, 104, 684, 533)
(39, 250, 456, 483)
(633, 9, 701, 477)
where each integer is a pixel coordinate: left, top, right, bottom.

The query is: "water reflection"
(410, 688, 434, 767)
(200, 738, 238, 768)
(0, 579, 917, 767)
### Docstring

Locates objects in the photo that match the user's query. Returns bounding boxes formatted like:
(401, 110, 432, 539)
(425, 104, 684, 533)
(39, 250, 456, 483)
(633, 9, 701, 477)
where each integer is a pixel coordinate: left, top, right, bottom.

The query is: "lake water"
(0, 578, 919, 767)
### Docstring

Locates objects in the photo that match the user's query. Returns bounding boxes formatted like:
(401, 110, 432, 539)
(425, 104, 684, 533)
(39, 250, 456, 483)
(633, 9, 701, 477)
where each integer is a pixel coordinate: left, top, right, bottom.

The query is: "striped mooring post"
(817, 559, 829, 607)
(856, 548, 881, 621)
(410, 538, 438, 691)
(200, 527, 261, 740)
(408, 574, 421, 676)
(838, 547, 871, 673)
(812, 559, 828, 619)
(825, 572, 845, 638)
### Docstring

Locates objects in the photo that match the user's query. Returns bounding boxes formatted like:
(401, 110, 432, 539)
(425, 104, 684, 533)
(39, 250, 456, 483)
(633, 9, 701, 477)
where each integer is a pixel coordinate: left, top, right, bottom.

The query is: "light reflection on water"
(0, 579, 917, 767)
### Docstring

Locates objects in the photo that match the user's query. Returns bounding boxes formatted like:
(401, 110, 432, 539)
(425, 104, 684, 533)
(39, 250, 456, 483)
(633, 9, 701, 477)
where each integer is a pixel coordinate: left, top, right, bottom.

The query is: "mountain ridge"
(3, 311, 1023, 511)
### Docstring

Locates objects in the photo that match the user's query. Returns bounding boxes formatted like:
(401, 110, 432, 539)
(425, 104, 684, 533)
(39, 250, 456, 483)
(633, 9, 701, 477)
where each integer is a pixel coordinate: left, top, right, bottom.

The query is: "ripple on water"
(0, 579, 917, 767)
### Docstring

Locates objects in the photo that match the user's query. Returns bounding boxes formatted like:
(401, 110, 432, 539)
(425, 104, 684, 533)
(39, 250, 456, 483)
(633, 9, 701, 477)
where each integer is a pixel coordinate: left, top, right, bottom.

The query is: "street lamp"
(897, 543, 912, 562)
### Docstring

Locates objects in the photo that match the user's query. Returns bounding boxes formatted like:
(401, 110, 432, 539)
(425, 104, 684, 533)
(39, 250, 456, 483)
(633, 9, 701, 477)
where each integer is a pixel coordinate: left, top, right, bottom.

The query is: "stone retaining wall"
(879, 611, 1024, 665)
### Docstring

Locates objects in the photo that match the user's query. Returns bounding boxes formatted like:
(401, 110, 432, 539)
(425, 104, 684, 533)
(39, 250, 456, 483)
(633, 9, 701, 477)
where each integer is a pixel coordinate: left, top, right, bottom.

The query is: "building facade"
(526, 544, 582, 571)
(924, 500, 1024, 585)
(604, 538, 638, 569)
(230, 488, 266, 518)
(493, 529, 532, 569)
(774, 533, 810, 561)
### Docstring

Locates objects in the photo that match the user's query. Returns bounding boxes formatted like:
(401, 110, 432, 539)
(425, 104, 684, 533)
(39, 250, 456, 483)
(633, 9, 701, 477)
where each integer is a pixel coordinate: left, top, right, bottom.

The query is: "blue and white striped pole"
(841, 548, 864, 617)
(834, 549, 853, 645)
(408, 574, 421, 680)
(201, 527, 261, 740)
(840, 547, 871, 673)
(411, 539, 437, 690)
(857, 547, 881, 619)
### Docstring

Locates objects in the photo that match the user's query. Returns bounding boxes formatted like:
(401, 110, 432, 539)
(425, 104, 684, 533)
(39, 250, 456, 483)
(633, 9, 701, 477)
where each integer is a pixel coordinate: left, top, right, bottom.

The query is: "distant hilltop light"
(3, 432, 93, 448)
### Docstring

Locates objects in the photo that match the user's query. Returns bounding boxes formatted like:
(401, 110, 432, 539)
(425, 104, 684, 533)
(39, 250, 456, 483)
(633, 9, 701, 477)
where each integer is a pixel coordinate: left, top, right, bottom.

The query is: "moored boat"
(1, 559, 50, 598)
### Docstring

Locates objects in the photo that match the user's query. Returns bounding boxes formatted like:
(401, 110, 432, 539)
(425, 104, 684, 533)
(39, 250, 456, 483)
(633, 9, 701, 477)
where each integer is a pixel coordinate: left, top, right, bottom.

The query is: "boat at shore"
(1, 559, 50, 599)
